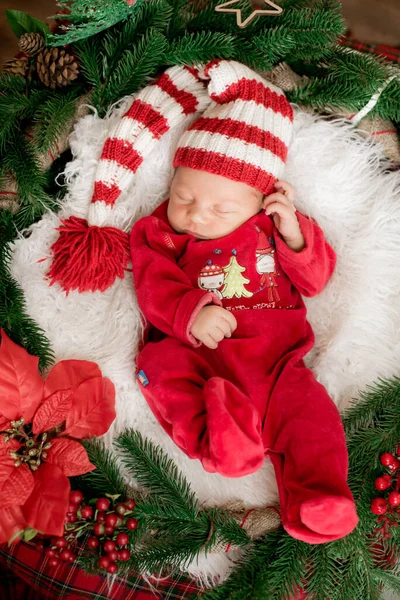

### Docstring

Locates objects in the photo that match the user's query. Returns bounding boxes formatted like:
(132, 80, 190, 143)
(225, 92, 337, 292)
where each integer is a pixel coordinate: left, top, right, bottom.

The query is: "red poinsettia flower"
(0, 330, 116, 544)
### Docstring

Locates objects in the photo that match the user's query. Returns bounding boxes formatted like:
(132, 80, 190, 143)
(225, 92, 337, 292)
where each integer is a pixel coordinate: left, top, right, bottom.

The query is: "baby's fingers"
(221, 310, 237, 332)
(275, 180, 295, 203)
(203, 334, 218, 349)
(264, 192, 295, 211)
(265, 202, 296, 219)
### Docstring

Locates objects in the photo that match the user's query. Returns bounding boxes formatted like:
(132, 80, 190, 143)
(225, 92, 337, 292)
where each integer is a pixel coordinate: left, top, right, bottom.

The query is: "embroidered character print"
(222, 250, 253, 299)
(255, 228, 280, 302)
(198, 260, 224, 299)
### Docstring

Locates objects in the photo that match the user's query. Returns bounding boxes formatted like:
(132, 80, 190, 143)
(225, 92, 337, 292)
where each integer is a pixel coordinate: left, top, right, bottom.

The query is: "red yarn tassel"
(47, 217, 130, 293)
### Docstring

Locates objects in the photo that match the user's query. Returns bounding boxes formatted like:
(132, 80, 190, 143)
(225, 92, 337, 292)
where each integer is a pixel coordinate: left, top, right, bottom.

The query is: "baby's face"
(168, 167, 263, 240)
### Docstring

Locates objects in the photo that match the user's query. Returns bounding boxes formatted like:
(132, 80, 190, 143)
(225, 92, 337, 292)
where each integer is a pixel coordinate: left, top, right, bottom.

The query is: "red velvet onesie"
(130, 200, 358, 544)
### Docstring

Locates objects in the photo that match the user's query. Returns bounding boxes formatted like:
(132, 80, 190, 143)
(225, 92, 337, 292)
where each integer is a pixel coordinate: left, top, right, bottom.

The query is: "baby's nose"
(189, 209, 208, 224)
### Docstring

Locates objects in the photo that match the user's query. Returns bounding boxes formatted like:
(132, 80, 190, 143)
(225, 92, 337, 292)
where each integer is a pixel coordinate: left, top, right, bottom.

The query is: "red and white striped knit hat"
(48, 65, 209, 294)
(174, 59, 293, 196)
(47, 60, 293, 294)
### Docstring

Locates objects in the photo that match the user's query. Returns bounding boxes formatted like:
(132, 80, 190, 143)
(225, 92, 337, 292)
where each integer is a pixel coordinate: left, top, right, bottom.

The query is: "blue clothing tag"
(137, 370, 149, 387)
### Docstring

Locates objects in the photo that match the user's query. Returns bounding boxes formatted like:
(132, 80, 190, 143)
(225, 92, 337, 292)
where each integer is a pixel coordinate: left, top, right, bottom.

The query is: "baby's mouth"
(185, 229, 209, 239)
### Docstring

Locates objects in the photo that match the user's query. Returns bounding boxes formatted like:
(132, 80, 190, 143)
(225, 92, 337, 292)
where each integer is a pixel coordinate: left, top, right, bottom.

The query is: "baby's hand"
(263, 180, 305, 252)
(190, 305, 237, 349)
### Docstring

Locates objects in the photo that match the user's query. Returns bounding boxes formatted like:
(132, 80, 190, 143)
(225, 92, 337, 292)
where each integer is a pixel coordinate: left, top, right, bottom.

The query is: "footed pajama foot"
(201, 376, 265, 478)
(285, 495, 358, 544)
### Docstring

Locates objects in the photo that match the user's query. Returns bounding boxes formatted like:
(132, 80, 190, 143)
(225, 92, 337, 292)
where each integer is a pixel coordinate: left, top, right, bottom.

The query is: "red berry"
(81, 505, 93, 519)
(67, 514, 77, 523)
(375, 476, 392, 491)
(107, 562, 118, 574)
(118, 549, 130, 561)
(98, 556, 110, 569)
(388, 492, 400, 507)
(54, 537, 68, 549)
(105, 513, 118, 528)
(116, 533, 129, 547)
(68, 553, 76, 562)
(87, 536, 100, 549)
(103, 540, 116, 553)
(48, 557, 60, 568)
(107, 550, 119, 562)
(104, 526, 115, 535)
(126, 518, 138, 531)
(36, 542, 45, 551)
(96, 511, 107, 523)
(96, 498, 110, 512)
(381, 453, 397, 467)
(60, 549, 73, 561)
(388, 459, 400, 472)
(45, 548, 56, 558)
(125, 499, 136, 510)
(70, 490, 84, 505)
(371, 498, 388, 515)
(93, 523, 105, 537)
(115, 503, 127, 515)
(67, 502, 78, 514)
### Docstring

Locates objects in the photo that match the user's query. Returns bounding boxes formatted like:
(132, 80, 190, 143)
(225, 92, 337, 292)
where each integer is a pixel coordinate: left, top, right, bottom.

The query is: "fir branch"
(0, 212, 54, 371)
(287, 46, 398, 118)
(32, 90, 82, 154)
(128, 535, 207, 572)
(373, 567, 400, 596)
(203, 507, 249, 548)
(201, 532, 284, 600)
(265, 535, 309, 599)
(0, 88, 51, 154)
(134, 0, 174, 34)
(304, 544, 341, 599)
(95, 28, 167, 113)
(80, 438, 128, 496)
(1, 137, 57, 225)
(114, 429, 199, 518)
(167, 0, 193, 37)
(74, 37, 104, 88)
(166, 31, 237, 65)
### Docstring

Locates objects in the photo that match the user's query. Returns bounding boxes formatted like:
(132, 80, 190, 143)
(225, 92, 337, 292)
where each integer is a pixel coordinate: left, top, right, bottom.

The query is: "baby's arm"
(273, 213, 336, 297)
(130, 216, 224, 346)
(262, 180, 336, 296)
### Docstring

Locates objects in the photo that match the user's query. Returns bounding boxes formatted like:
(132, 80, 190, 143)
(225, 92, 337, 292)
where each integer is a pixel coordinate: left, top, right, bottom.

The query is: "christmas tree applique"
(222, 250, 253, 299)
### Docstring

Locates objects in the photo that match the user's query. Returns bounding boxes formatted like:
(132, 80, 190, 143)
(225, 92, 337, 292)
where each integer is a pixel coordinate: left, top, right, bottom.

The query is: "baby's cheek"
(168, 204, 186, 231)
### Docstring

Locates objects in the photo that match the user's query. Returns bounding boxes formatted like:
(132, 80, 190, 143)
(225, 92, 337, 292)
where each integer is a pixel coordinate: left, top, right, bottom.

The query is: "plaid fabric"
(0, 541, 202, 599)
(341, 35, 400, 65)
(1, 35, 398, 600)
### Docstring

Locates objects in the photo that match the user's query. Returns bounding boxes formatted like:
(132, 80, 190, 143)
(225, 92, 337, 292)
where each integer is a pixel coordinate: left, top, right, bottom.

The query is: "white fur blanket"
(9, 104, 400, 583)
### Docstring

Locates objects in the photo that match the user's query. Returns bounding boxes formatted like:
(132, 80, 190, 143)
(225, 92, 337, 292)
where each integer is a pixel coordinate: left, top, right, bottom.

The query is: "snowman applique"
(255, 228, 280, 303)
(198, 260, 224, 299)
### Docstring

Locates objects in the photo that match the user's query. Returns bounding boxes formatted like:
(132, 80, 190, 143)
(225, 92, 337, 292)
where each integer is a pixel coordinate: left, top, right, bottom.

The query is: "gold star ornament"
(215, 0, 283, 28)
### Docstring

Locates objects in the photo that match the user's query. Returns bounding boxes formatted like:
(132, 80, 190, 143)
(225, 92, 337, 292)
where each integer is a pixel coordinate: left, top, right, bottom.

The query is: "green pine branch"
(1, 137, 59, 229)
(166, 31, 237, 65)
(0, 211, 54, 371)
(288, 46, 400, 121)
(32, 89, 83, 154)
(80, 438, 128, 496)
(114, 429, 199, 519)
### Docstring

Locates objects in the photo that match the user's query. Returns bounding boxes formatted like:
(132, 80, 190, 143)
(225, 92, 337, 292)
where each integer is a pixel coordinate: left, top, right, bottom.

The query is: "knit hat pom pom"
(47, 216, 130, 294)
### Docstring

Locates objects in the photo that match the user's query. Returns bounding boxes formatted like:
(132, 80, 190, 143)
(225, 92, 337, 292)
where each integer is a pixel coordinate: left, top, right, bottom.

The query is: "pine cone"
(19, 32, 45, 57)
(36, 47, 79, 89)
(2, 57, 29, 77)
